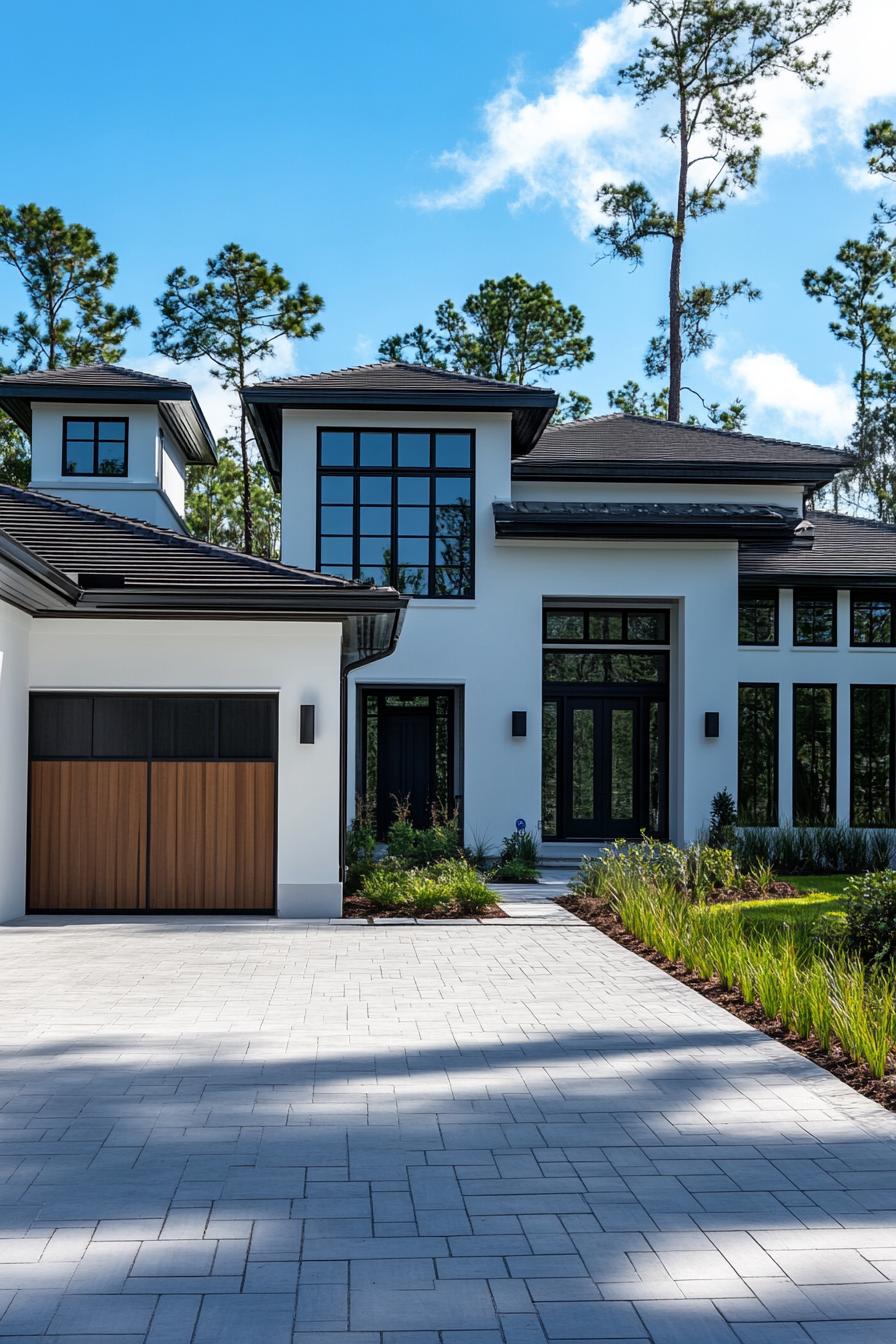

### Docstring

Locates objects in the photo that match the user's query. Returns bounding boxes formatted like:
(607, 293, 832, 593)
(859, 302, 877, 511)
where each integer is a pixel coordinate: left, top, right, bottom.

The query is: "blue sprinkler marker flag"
(516, 818, 526, 832)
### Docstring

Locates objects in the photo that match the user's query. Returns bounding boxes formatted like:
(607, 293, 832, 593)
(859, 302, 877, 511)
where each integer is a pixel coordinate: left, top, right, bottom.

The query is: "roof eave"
(494, 517, 799, 542)
(0, 384, 217, 466)
(66, 584, 409, 617)
(241, 385, 559, 492)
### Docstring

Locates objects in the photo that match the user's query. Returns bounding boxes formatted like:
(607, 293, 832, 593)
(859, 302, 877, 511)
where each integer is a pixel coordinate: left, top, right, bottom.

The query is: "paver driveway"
(1, 913, 896, 1343)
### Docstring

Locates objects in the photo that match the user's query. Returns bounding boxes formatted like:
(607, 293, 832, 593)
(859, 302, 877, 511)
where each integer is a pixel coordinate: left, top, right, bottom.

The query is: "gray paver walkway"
(1, 909, 896, 1342)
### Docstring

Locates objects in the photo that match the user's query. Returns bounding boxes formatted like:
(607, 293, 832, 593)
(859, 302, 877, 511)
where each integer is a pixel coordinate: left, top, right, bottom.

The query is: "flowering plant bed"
(343, 893, 507, 920)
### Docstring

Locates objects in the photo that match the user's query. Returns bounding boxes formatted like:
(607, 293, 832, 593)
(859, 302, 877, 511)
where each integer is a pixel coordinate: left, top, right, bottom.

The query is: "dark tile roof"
(248, 360, 552, 396)
(513, 413, 851, 485)
(740, 510, 896, 584)
(0, 363, 216, 465)
(242, 361, 557, 486)
(494, 500, 800, 541)
(0, 363, 192, 392)
(0, 484, 355, 591)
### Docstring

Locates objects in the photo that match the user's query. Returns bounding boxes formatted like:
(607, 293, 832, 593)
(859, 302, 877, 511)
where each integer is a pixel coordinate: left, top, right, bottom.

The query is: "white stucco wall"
(29, 402, 187, 532)
(0, 600, 30, 923)
(27, 618, 345, 917)
(279, 408, 740, 848)
(512, 480, 807, 510)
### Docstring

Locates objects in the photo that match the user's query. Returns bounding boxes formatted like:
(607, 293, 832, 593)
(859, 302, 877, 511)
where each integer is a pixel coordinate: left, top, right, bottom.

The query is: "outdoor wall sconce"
(511, 711, 527, 738)
(704, 711, 720, 739)
(299, 704, 316, 744)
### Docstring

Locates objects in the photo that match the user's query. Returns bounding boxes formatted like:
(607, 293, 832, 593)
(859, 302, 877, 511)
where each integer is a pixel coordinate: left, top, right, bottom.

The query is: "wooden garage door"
(28, 694, 277, 914)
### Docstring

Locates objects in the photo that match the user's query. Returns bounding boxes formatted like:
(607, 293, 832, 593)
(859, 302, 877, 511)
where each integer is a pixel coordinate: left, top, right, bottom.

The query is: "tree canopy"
(594, 0, 848, 423)
(379, 274, 594, 419)
(153, 244, 323, 554)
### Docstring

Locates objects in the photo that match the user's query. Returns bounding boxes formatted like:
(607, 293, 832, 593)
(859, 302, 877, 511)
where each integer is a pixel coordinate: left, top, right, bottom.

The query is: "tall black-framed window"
(851, 685, 896, 826)
(794, 589, 837, 646)
(62, 417, 128, 477)
(739, 587, 778, 645)
(793, 684, 836, 825)
(317, 428, 474, 598)
(851, 591, 896, 646)
(738, 683, 779, 826)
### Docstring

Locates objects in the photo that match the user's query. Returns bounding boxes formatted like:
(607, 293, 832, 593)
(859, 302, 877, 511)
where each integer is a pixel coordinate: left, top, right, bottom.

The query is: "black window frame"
(62, 416, 129, 478)
(542, 607, 670, 646)
(738, 587, 778, 646)
(792, 683, 837, 826)
(316, 427, 475, 600)
(850, 684, 896, 827)
(850, 590, 896, 647)
(793, 588, 837, 647)
(737, 682, 779, 827)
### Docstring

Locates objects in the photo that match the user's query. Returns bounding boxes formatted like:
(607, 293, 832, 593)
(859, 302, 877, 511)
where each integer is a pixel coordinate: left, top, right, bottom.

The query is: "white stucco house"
(0, 364, 405, 922)
(1, 358, 894, 920)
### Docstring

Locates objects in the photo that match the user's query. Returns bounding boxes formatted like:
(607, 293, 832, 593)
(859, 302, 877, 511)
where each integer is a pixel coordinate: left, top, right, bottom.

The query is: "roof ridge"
(0, 362, 193, 389)
(542, 411, 845, 456)
(0, 484, 355, 585)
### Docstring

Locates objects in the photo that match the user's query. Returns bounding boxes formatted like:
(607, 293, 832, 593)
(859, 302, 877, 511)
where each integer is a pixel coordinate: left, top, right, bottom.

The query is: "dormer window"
(63, 417, 128, 477)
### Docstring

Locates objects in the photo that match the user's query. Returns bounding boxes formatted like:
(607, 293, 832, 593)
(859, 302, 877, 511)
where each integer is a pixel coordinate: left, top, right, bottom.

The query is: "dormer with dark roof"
(0, 363, 217, 534)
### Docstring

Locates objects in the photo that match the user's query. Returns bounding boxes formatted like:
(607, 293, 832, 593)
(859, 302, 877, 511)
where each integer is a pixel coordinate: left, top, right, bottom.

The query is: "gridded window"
(794, 590, 836, 646)
(63, 417, 127, 476)
(317, 429, 473, 598)
(851, 592, 896, 646)
(738, 684, 778, 826)
(851, 685, 896, 826)
(793, 684, 836, 826)
(543, 608, 668, 645)
(738, 588, 777, 644)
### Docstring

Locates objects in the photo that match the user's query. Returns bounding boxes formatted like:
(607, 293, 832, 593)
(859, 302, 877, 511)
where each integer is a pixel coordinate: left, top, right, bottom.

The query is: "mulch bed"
(557, 892, 896, 1113)
(342, 893, 507, 920)
(704, 877, 799, 904)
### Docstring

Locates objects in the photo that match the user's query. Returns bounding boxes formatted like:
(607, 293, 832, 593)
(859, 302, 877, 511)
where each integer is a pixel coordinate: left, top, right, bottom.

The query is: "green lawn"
(782, 873, 852, 897)
(710, 880, 849, 938)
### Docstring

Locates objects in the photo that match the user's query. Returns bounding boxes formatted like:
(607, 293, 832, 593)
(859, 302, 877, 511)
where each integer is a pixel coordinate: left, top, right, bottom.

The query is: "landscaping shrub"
(386, 810, 462, 868)
(361, 857, 495, 916)
(708, 788, 737, 849)
(845, 870, 896, 965)
(345, 801, 377, 895)
(570, 836, 735, 904)
(489, 829, 540, 882)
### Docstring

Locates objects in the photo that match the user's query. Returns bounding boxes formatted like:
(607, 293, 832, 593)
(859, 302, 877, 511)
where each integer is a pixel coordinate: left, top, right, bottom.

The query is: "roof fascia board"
(511, 462, 846, 483)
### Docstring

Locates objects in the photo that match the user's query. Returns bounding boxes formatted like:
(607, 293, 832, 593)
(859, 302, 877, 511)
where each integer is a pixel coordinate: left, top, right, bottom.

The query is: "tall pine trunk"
(239, 404, 253, 555)
(667, 102, 689, 423)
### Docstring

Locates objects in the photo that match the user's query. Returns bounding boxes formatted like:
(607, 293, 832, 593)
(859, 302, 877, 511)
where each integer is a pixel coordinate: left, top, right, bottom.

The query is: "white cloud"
(133, 343, 301, 443)
(422, 0, 896, 232)
(730, 351, 855, 445)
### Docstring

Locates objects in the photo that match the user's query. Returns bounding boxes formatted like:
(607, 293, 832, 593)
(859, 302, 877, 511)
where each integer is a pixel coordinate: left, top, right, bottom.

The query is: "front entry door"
(562, 696, 642, 839)
(378, 704, 435, 833)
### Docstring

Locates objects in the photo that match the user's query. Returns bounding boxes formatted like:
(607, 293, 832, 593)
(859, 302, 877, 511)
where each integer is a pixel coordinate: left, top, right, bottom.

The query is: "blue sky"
(2, 0, 894, 446)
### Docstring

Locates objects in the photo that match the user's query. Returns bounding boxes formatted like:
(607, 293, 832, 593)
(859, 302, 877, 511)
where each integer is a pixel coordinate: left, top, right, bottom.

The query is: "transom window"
(794, 590, 836, 646)
(738, 588, 777, 645)
(317, 428, 473, 598)
(543, 607, 669, 645)
(851, 591, 896, 646)
(62, 417, 128, 477)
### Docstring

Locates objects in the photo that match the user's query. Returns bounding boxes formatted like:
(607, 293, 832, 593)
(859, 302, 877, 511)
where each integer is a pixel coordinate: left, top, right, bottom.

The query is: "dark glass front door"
(362, 690, 455, 839)
(557, 694, 665, 839)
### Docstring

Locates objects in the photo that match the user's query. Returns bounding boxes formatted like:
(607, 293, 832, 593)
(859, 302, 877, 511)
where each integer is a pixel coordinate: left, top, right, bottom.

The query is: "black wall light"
(511, 711, 527, 738)
(704, 711, 720, 739)
(299, 704, 316, 744)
